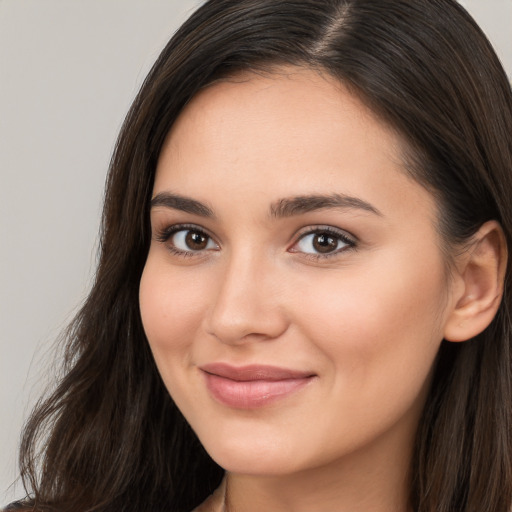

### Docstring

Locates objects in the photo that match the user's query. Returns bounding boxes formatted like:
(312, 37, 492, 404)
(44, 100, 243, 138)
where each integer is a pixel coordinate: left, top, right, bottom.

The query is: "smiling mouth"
(200, 363, 316, 409)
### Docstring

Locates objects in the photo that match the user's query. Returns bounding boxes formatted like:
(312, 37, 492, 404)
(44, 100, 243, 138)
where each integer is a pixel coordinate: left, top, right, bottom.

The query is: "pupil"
(186, 231, 207, 250)
(313, 234, 337, 253)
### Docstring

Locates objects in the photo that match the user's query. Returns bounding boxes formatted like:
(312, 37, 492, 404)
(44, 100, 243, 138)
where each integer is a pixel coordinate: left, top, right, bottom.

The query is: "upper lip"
(200, 363, 315, 382)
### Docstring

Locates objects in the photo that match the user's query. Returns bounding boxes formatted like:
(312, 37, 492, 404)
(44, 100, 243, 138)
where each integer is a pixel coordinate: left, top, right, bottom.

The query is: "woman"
(8, 0, 512, 511)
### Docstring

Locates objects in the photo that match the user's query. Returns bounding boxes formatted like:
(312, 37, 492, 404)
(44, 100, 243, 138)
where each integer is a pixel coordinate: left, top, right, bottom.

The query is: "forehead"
(163, 67, 400, 166)
(154, 67, 437, 226)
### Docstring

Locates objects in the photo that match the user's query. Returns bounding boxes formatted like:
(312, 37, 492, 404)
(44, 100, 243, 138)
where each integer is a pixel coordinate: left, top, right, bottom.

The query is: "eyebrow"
(270, 193, 382, 218)
(150, 192, 215, 218)
(150, 191, 382, 219)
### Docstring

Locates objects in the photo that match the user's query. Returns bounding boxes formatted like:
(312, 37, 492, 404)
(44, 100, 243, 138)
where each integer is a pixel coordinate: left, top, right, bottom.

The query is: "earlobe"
(444, 220, 507, 342)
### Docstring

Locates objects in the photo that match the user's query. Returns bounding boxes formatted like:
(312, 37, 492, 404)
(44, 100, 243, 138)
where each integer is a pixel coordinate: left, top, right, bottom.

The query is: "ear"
(444, 220, 507, 342)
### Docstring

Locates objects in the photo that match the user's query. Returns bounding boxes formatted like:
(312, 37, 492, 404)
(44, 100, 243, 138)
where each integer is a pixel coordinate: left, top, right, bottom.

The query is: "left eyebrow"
(270, 193, 382, 218)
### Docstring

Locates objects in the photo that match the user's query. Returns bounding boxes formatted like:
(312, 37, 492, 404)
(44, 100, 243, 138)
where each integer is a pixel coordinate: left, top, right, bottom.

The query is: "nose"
(203, 251, 289, 345)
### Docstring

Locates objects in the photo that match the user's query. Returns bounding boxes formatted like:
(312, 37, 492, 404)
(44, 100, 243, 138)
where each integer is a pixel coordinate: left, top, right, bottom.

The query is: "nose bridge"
(205, 246, 287, 344)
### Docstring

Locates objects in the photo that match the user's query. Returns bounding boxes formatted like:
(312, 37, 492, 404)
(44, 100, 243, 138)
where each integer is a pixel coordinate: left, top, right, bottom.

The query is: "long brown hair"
(14, 1, 512, 511)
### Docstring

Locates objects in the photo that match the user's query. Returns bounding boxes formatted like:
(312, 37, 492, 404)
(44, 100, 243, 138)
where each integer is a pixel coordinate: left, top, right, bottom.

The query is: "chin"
(198, 427, 307, 476)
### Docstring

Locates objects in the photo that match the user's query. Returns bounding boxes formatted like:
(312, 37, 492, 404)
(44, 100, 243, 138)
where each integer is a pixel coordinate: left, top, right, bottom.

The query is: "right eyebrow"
(150, 192, 215, 218)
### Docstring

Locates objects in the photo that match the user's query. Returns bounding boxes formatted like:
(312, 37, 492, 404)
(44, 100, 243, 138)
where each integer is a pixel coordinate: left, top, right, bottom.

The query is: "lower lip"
(203, 372, 314, 409)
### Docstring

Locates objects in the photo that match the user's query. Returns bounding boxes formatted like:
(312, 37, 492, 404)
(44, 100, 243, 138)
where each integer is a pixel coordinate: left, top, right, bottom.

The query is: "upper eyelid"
(154, 223, 219, 244)
(288, 226, 358, 257)
(154, 222, 212, 236)
(153, 222, 357, 249)
(292, 225, 357, 243)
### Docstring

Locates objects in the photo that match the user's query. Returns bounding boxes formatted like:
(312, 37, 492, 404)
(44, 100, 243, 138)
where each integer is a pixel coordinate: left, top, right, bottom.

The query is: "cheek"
(294, 249, 448, 405)
(139, 254, 208, 360)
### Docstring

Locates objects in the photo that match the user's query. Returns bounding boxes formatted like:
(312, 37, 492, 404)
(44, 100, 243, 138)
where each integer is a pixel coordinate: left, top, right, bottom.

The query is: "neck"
(223, 423, 415, 512)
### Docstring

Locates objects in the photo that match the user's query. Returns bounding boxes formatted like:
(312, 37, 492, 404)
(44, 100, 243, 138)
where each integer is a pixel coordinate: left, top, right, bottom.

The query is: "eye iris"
(185, 231, 208, 250)
(313, 233, 338, 253)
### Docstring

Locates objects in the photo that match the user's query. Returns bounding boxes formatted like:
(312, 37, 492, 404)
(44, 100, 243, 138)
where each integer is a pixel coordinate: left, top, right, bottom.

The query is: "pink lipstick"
(200, 363, 315, 409)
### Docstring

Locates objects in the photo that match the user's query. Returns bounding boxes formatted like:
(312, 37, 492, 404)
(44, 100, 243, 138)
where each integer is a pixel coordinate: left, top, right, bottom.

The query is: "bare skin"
(140, 67, 506, 512)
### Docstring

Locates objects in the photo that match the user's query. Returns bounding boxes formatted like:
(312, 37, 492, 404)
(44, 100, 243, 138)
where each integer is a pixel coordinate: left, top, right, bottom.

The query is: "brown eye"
(185, 230, 208, 250)
(312, 233, 338, 253)
(169, 228, 218, 252)
(291, 228, 355, 257)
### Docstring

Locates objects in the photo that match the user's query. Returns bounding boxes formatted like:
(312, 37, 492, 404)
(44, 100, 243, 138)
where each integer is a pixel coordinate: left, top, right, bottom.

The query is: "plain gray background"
(1, 0, 511, 504)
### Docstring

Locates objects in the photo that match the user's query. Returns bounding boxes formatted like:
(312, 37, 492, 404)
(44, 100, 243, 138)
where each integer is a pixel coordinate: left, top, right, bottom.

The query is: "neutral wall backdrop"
(1, 0, 511, 504)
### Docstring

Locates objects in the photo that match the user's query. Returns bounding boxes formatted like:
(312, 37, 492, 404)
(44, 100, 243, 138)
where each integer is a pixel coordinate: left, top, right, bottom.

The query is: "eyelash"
(154, 224, 357, 259)
(155, 224, 218, 258)
(290, 226, 357, 260)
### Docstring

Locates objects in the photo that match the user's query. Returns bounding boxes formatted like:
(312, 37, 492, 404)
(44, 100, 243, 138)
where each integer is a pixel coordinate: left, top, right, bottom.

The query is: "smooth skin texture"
(139, 68, 505, 512)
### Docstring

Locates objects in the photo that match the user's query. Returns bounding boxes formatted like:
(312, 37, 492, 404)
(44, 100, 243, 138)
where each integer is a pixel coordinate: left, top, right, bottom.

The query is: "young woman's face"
(140, 68, 455, 476)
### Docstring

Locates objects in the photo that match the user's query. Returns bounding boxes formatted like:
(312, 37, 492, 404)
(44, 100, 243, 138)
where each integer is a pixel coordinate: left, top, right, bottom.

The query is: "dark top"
(3, 502, 28, 510)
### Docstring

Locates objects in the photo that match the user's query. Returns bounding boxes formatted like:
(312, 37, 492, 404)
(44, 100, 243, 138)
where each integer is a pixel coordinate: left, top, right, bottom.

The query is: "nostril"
(204, 299, 288, 345)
